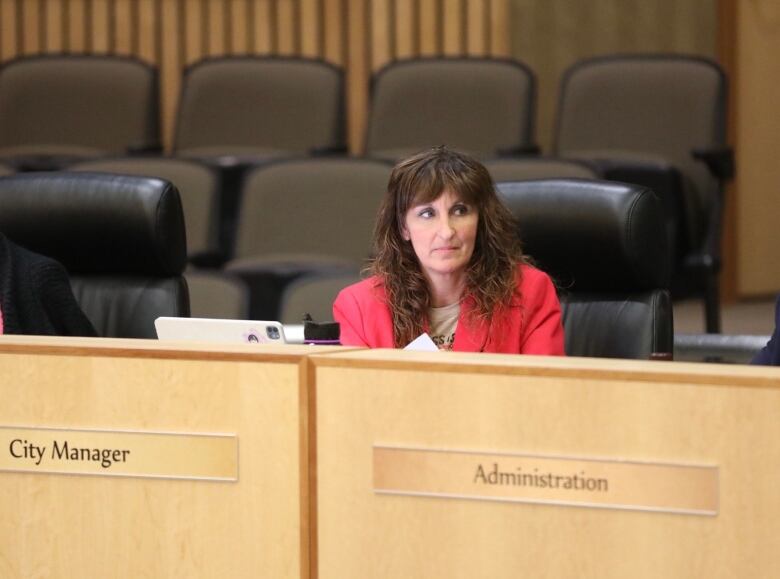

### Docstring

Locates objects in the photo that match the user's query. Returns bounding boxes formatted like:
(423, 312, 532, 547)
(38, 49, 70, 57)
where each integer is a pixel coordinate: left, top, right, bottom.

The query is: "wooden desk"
(0, 336, 349, 579)
(311, 350, 780, 578)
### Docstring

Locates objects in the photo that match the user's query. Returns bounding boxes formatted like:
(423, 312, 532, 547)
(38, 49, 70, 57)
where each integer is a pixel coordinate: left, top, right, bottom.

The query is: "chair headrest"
(497, 179, 670, 291)
(0, 172, 186, 275)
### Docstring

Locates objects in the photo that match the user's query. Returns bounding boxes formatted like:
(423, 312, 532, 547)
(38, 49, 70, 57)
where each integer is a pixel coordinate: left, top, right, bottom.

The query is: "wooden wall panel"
(252, 0, 274, 54)
(299, 0, 321, 58)
(92, 0, 110, 53)
(112, 0, 133, 55)
(419, 0, 440, 56)
(443, 0, 465, 55)
(276, 0, 297, 55)
(370, 0, 391, 70)
(21, 0, 40, 55)
(394, 0, 416, 59)
(44, 0, 63, 52)
(0, 0, 509, 152)
(229, 0, 250, 54)
(1, 2, 17, 59)
(67, 0, 86, 52)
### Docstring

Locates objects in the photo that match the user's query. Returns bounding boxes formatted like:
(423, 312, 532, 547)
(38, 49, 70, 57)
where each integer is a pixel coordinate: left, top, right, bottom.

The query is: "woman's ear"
(401, 225, 410, 241)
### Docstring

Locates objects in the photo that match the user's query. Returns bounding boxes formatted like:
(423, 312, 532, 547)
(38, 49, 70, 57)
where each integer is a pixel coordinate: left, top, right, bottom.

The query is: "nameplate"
(0, 426, 237, 481)
(373, 446, 718, 516)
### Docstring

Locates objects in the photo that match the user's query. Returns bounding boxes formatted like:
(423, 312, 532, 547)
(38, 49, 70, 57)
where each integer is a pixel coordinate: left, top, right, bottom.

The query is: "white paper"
(404, 333, 439, 352)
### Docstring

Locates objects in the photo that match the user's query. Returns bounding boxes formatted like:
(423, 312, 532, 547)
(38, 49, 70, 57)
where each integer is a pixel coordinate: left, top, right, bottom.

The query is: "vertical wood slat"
(322, 0, 343, 65)
(229, 0, 249, 54)
(161, 0, 181, 152)
(136, 0, 157, 62)
(277, 0, 297, 55)
(207, 0, 226, 55)
(346, 0, 368, 153)
(442, 0, 464, 55)
(0, 0, 18, 60)
(466, 0, 487, 55)
(183, 0, 204, 64)
(113, 0, 133, 55)
(419, 0, 440, 56)
(92, 0, 110, 53)
(44, 0, 63, 52)
(21, 0, 40, 55)
(371, 0, 392, 71)
(395, 0, 416, 58)
(299, 0, 321, 58)
(69, 0, 87, 52)
(489, 0, 508, 56)
(252, 0, 273, 54)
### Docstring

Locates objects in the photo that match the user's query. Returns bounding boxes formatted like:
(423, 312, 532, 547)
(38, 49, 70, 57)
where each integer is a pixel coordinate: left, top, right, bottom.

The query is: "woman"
(333, 146, 564, 354)
(0, 231, 97, 336)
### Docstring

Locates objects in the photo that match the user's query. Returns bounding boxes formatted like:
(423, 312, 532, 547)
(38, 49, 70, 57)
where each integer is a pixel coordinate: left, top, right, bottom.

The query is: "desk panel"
(0, 337, 345, 579)
(312, 350, 780, 578)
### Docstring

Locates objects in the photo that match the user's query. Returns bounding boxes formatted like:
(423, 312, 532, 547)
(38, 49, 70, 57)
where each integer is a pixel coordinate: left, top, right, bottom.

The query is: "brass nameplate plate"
(0, 426, 237, 481)
(374, 446, 718, 516)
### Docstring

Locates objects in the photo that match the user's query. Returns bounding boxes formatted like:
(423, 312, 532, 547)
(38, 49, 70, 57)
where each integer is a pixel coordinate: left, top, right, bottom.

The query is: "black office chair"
(70, 157, 221, 265)
(497, 179, 673, 359)
(0, 172, 189, 338)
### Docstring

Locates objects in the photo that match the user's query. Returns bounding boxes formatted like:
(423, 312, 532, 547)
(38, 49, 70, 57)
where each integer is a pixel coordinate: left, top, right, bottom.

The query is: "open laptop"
(155, 317, 287, 345)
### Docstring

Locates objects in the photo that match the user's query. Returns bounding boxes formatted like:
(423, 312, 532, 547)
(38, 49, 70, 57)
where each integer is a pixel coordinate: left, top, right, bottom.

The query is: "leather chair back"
(0, 172, 188, 338)
(497, 178, 673, 359)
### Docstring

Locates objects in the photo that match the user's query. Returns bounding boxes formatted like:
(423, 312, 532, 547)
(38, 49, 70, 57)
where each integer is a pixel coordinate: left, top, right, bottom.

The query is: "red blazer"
(333, 264, 565, 354)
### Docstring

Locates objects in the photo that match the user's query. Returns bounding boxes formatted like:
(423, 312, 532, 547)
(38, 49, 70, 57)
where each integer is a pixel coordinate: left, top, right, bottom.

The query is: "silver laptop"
(155, 317, 287, 345)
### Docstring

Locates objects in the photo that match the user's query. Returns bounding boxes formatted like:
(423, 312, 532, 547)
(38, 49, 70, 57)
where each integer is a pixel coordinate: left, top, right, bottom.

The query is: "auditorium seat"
(0, 172, 189, 338)
(278, 271, 362, 325)
(365, 57, 537, 161)
(498, 178, 673, 359)
(70, 157, 221, 265)
(0, 55, 160, 171)
(173, 56, 345, 160)
(225, 158, 391, 320)
(554, 55, 733, 333)
(185, 270, 250, 320)
(172, 55, 347, 261)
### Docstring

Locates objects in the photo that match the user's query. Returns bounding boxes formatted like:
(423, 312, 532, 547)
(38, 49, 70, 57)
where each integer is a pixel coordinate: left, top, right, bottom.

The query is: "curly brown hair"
(369, 146, 527, 347)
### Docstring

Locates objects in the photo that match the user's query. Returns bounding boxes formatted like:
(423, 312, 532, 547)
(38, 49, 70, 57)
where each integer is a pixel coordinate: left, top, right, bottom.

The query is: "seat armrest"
(692, 146, 734, 181)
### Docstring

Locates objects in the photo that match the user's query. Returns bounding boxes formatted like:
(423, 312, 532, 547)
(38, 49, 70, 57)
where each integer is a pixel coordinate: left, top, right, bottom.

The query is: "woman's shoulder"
(336, 275, 386, 302)
(516, 263, 555, 288)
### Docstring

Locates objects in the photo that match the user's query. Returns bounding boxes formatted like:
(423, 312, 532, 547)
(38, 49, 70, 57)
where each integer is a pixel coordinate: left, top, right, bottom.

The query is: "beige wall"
(508, 0, 718, 152)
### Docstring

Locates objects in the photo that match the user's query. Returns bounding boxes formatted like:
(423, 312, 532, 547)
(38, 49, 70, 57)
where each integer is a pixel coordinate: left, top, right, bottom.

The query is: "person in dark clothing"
(0, 232, 97, 337)
(751, 295, 780, 365)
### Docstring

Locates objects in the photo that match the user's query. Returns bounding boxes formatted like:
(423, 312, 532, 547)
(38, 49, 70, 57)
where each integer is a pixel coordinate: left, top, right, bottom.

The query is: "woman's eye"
(452, 204, 469, 216)
(418, 208, 434, 219)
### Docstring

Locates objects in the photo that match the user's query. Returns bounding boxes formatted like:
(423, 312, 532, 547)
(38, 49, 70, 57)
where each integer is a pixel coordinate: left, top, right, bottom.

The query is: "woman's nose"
(437, 216, 455, 238)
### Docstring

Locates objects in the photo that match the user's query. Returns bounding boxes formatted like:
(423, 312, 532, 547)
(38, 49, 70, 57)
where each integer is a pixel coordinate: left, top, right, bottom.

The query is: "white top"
(429, 302, 460, 351)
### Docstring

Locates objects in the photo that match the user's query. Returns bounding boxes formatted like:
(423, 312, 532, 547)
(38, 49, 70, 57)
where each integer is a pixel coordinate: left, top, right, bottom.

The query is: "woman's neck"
(427, 271, 467, 308)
